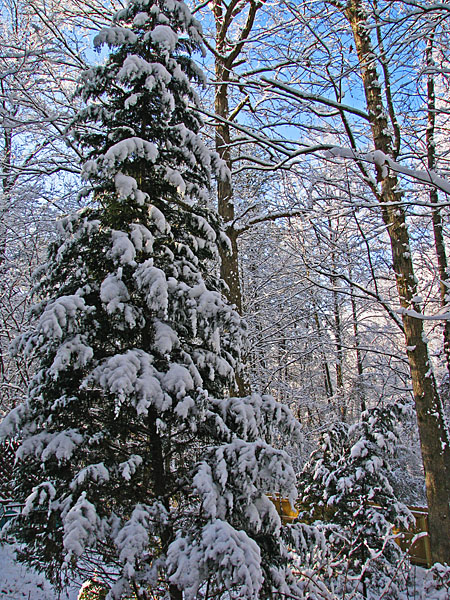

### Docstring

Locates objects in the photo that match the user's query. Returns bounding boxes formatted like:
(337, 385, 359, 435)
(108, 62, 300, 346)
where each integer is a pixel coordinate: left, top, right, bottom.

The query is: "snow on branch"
(167, 520, 263, 600)
(36, 296, 93, 341)
(94, 27, 138, 48)
(327, 146, 450, 195)
(115, 502, 168, 579)
(86, 349, 169, 415)
(102, 137, 158, 170)
(63, 492, 105, 563)
(396, 306, 450, 321)
(210, 393, 302, 442)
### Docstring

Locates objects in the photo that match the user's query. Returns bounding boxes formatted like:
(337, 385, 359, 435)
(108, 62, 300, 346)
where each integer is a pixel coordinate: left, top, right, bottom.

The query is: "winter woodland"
(0, 0, 450, 599)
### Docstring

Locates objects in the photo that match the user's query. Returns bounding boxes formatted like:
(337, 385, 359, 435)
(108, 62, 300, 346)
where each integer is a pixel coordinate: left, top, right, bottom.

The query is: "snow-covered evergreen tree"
(298, 405, 413, 599)
(0, 1, 303, 599)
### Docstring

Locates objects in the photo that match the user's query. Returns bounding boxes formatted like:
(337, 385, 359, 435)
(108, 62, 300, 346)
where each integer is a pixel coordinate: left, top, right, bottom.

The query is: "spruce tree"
(0, 1, 302, 598)
(298, 405, 413, 598)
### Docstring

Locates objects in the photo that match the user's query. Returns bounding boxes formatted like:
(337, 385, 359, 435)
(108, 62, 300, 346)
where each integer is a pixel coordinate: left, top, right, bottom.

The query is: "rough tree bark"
(345, 0, 450, 564)
(211, 0, 264, 395)
(212, 0, 262, 317)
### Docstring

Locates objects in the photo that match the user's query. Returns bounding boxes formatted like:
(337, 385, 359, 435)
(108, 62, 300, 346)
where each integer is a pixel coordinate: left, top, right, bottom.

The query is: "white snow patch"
(153, 320, 179, 354)
(100, 274, 130, 314)
(174, 396, 195, 419)
(133, 12, 149, 26)
(49, 335, 93, 377)
(70, 463, 110, 490)
(165, 167, 186, 195)
(114, 173, 148, 205)
(162, 364, 194, 398)
(22, 482, 56, 515)
(115, 503, 168, 579)
(63, 493, 103, 562)
(350, 439, 368, 459)
(103, 137, 158, 169)
(150, 25, 178, 52)
(94, 26, 137, 48)
(0, 543, 77, 599)
(88, 350, 170, 415)
(130, 223, 154, 253)
(41, 430, 84, 463)
(148, 205, 170, 233)
(38, 296, 91, 340)
(167, 520, 263, 600)
(134, 260, 168, 313)
(118, 55, 171, 87)
(81, 159, 98, 179)
(109, 230, 136, 265)
(118, 454, 143, 481)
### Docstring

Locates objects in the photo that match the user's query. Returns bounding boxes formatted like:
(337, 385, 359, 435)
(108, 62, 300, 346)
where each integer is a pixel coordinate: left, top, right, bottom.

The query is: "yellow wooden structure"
(268, 495, 299, 524)
(393, 505, 431, 567)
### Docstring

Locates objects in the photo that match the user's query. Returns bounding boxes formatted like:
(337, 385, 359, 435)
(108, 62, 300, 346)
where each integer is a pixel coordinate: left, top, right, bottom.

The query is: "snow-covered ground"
(0, 542, 79, 600)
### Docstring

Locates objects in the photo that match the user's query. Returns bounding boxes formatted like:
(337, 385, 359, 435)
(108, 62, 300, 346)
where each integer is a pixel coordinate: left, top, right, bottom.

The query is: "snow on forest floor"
(0, 542, 79, 600)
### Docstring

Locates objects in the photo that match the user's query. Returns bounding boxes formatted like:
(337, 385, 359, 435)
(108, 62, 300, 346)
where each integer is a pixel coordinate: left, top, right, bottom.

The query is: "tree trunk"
(346, 0, 450, 564)
(331, 274, 346, 420)
(329, 223, 345, 419)
(350, 274, 365, 414)
(314, 310, 334, 400)
(213, 0, 243, 316)
(147, 409, 182, 600)
(426, 36, 450, 378)
(212, 0, 265, 396)
(0, 101, 14, 400)
(0, 123, 12, 267)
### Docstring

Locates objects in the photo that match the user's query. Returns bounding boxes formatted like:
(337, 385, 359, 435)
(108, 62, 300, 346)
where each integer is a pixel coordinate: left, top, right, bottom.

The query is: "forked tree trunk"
(346, 0, 450, 564)
(214, 40, 247, 396)
(213, 0, 243, 316)
(212, 0, 264, 395)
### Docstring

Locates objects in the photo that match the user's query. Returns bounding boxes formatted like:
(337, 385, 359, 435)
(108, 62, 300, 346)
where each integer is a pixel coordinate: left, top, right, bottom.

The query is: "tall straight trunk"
(0, 110, 12, 267)
(314, 310, 334, 399)
(346, 0, 450, 564)
(213, 0, 243, 316)
(350, 274, 365, 414)
(213, 65, 246, 395)
(426, 36, 450, 377)
(329, 222, 346, 418)
(331, 278, 344, 390)
(0, 106, 13, 395)
(214, 69, 242, 314)
(331, 275, 346, 420)
(212, 0, 264, 396)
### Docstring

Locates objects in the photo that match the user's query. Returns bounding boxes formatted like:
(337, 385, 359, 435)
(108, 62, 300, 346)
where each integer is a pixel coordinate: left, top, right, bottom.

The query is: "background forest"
(1, 0, 450, 598)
